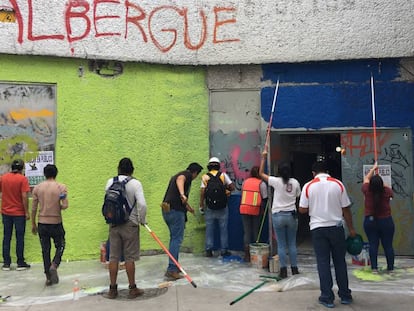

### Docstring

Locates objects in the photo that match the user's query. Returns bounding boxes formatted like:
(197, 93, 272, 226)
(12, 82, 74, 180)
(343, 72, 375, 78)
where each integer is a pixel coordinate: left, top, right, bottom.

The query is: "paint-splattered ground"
(1, 252, 414, 306)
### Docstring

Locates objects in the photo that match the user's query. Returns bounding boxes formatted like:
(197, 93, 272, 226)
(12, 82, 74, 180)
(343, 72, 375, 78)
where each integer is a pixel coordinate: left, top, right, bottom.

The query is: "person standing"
(239, 166, 268, 262)
(362, 162, 394, 274)
(199, 157, 235, 257)
(0, 159, 31, 271)
(31, 164, 68, 285)
(103, 158, 147, 299)
(161, 162, 203, 280)
(299, 160, 356, 308)
(259, 152, 301, 278)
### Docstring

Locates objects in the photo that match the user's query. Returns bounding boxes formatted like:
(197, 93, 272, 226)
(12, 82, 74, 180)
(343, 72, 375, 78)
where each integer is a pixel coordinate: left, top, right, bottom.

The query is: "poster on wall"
(0, 82, 56, 175)
(363, 164, 392, 187)
(24, 151, 54, 187)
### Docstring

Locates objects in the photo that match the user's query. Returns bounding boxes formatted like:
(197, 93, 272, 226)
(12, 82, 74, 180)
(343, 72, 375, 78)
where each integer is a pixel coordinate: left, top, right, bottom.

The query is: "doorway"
(270, 132, 342, 250)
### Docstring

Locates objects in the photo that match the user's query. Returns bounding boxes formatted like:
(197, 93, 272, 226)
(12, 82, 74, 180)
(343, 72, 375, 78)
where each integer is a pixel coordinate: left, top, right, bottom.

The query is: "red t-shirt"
(361, 183, 393, 218)
(0, 172, 30, 216)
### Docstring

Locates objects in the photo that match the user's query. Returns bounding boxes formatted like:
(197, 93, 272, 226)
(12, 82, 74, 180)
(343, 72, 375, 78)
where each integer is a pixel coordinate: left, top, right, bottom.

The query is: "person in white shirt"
(259, 151, 301, 279)
(299, 160, 356, 308)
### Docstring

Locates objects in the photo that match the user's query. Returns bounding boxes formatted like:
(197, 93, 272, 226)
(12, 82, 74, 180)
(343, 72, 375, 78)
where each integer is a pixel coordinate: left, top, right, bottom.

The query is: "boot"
(103, 284, 118, 299)
(128, 284, 144, 299)
(244, 245, 250, 262)
(291, 266, 299, 275)
(279, 267, 288, 279)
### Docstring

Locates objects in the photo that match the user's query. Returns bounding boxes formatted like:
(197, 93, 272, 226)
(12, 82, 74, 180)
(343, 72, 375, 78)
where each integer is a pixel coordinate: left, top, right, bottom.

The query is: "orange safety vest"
(240, 178, 262, 216)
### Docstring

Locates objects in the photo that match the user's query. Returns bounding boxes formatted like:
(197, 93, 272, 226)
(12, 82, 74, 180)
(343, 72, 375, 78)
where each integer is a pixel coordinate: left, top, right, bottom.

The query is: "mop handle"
(229, 280, 268, 305)
(143, 224, 197, 288)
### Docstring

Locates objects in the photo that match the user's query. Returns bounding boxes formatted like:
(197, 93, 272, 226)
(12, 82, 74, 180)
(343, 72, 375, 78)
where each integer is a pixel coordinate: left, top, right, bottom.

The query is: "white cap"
(208, 157, 220, 164)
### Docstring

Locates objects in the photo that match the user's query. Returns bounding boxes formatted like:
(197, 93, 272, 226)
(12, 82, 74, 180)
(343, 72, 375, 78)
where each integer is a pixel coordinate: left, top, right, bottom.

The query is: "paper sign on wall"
(363, 165, 392, 187)
(25, 151, 54, 187)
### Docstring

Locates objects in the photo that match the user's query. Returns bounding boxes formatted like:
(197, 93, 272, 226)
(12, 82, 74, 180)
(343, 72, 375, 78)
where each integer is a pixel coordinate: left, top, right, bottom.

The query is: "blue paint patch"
(262, 59, 401, 84)
(261, 59, 414, 130)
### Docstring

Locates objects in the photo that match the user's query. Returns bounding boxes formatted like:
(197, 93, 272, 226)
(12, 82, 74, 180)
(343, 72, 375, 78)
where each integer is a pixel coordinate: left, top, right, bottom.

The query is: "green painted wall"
(0, 54, 209, 263)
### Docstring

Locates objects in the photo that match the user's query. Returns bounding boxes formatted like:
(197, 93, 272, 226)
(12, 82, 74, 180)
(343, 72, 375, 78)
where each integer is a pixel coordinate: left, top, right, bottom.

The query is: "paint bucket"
(249, 243, 269, 269)
(268, 255, 279, 273)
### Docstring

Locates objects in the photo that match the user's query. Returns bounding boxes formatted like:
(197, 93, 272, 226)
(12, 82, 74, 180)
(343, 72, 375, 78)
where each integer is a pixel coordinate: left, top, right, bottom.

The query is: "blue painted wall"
(260, 58, 414, 254)
(261, 59, 414, 129)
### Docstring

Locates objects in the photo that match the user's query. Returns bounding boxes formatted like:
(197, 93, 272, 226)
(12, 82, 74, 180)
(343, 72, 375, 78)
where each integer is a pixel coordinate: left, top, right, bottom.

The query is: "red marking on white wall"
(7, 0, 240, 53)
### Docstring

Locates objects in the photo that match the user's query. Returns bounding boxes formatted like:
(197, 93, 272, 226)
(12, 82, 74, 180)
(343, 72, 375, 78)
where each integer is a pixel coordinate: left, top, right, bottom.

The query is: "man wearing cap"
(200, 157, 235, 257)
(0, 159, 31, 271)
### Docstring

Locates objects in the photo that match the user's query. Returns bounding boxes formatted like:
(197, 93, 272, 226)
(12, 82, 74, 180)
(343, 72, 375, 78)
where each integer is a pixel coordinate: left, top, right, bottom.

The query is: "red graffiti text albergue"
(9, 0, 240, 53)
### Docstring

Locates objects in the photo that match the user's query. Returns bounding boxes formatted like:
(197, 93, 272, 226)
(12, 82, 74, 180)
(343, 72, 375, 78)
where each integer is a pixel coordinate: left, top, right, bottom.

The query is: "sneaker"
(2, 264, 11, 271)
(387, 269, 395, 275)
(16, 262, 31, 271)
(49, 266, 59, 284)
(45, 279, 53, 286)
(164, 270, 184, 280)
(221, 250, 231, 257)
(205, 250, 213, 257)
(103, 285, 118, 299)
(127, 284, 144, 299)
(372, 269, 379, 274)
(319, 300, 335, 308)
(341, 297, 353, 305)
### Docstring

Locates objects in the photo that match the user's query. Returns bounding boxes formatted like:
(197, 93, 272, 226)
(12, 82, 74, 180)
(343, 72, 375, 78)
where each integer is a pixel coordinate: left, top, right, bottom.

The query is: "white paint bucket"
(249, 243, 269, 269)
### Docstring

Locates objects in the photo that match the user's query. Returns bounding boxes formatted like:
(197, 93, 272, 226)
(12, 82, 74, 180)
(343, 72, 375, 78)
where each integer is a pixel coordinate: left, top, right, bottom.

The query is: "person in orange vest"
(239, 166, 268, 262)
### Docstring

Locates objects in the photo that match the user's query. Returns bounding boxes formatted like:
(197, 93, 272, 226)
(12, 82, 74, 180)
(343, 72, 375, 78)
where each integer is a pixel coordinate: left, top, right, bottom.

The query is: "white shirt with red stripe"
(299, 173, 351, 230)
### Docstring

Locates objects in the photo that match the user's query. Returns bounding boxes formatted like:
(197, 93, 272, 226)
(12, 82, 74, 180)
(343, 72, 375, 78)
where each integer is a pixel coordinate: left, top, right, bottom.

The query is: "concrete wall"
(0, 0, 413, 64)
(206, 58, 414, 254)
(0, 54, 209, 262)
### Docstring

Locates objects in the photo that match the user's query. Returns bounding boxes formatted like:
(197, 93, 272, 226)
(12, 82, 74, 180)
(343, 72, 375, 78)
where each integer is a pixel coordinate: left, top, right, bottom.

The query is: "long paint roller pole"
(370, 74, 378, 163)
(263, 79, 279, 255)
(143, 224, 197, 288)
(229, 280, 268, 305)
(264, 79, 280, 150)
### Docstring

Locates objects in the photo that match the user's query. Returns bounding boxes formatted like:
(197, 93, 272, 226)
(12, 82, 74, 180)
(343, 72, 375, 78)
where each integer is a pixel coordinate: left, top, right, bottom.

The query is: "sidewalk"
(1, 252, 414, 310)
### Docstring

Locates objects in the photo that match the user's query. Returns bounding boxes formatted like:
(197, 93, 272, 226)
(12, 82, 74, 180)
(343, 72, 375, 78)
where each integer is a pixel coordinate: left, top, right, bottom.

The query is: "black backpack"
(205, 172, 227, 210)
(102, 176, 132, 224)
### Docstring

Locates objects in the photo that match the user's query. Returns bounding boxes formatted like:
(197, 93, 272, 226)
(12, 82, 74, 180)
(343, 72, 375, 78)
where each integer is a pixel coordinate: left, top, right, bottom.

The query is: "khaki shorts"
(109, 221, 140, 262)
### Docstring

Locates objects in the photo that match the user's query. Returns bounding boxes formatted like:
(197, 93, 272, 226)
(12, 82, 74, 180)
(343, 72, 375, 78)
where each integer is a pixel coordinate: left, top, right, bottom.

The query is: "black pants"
(38, 223, 66, 275)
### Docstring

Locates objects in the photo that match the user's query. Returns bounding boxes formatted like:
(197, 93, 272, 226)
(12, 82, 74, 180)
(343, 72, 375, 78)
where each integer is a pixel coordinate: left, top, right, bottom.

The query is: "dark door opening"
(270, 133, 342, 249)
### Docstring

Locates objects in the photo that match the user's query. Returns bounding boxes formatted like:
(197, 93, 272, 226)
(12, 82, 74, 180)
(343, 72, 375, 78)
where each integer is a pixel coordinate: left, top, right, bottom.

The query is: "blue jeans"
(363, 216, 395, 270)
(311, 226, 352, 304)
(272, 211, 298, 268)
(205, 207, 228, 252)
(163, 209, 185, 272)
(2, 215, 27, 265)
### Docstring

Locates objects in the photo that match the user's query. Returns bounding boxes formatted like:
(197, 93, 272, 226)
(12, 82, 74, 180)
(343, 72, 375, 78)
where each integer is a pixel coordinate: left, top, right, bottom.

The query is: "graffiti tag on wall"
(341, 131, 411, 198)
(211, 131, 261, 191)
(5, 0, 239, 54)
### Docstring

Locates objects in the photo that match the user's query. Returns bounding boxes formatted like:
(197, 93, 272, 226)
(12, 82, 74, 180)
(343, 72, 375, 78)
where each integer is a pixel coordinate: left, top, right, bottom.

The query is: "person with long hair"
(259, 151, 301, 279)
(362, 162, 395, 274)
(239, 166, 268, 262)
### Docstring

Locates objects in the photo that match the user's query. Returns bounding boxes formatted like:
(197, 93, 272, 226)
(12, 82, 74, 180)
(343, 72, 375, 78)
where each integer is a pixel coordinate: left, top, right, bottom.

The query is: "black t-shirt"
(163, 170, 193, 212)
